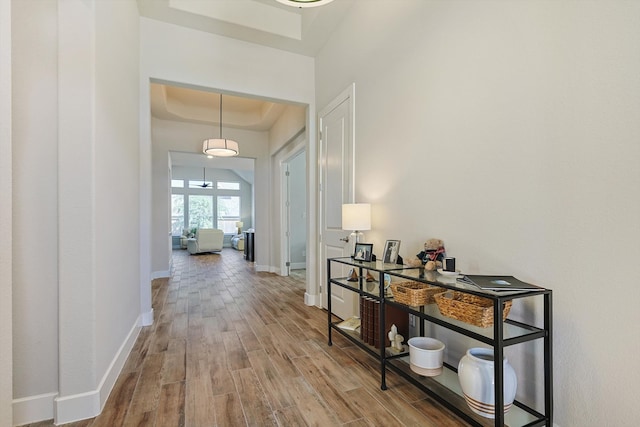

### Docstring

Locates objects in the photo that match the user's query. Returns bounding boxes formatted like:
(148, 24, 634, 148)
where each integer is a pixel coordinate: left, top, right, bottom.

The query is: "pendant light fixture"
(276, 0, 335, 7)
(202, 94, 239, 157)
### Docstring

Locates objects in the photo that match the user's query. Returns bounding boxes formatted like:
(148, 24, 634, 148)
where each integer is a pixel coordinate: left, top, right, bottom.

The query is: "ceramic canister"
(457, 347, 517, 419)
(407, 337, 445, 377)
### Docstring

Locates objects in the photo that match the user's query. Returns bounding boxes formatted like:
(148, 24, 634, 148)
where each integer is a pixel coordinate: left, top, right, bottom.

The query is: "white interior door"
(283, 162, 291, 276)
(319, 85, 356, 320)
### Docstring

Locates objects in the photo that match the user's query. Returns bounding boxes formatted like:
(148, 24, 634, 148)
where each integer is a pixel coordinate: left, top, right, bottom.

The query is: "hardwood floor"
(23, 249, 466, 427)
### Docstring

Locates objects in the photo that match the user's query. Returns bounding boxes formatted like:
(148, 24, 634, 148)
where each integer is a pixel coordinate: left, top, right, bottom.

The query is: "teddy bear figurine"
(406, 238, 446, 271)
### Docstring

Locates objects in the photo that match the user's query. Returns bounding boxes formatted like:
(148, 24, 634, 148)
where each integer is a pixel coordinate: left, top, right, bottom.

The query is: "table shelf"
(327, 257, 553, 427)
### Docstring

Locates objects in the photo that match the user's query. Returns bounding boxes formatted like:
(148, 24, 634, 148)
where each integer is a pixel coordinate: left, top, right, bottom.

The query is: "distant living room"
(170, 160, 253, 253)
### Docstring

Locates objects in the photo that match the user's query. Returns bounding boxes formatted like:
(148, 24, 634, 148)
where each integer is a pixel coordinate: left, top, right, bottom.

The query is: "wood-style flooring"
(23, 248, 466, 427)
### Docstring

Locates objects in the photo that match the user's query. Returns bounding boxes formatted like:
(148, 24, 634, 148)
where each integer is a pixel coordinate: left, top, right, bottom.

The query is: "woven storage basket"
(434, 291, 512, 328)
(390, 281, 442, 306)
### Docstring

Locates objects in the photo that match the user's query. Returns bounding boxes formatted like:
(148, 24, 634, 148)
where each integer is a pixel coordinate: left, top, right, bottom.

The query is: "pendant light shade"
(276, 0, 335, 7)
(203, 138, 239, 157)
(203, 94, 239, 157)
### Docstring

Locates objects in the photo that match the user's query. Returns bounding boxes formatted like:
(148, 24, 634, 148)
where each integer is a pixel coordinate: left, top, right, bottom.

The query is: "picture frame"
(383, 240, 401, 264)
(353, 243, 373, 262)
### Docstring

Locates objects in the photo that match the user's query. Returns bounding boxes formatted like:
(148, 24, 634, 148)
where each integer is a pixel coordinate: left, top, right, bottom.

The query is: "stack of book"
(360, 296, 409, 349)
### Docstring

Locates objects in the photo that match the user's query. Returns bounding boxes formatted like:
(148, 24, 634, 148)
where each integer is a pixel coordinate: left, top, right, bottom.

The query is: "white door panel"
(319, 85, 356, 321)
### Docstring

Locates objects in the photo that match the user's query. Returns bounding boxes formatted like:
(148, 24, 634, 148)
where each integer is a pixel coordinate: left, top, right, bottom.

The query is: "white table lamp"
(342, 203, 371, 256)
(235, 221, 244, 235)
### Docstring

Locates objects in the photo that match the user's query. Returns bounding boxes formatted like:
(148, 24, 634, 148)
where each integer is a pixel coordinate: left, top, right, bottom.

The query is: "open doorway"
(147, 81, 311, 286)
(283, 148, 307, 278)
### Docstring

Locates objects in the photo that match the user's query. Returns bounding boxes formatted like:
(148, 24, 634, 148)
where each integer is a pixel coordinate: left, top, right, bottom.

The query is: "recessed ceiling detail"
(137, 0, 353, 56)
(168, 0, 302, 40)
(150, 84, 294, 131)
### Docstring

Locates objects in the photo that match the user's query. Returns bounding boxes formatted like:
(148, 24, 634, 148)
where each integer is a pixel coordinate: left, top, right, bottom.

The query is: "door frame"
(317, 83, 356, 310)
(279, 133, 306, 276)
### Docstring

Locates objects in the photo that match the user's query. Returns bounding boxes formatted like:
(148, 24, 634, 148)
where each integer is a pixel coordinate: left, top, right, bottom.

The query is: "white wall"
(140, 19, 316, 282)
(316, 1, 640, 425)
(11, 0, 141, 424)
(0, 0, 12, 425)
(11, 0, 59, 411)
(269, 104, 306, 155)
(93, 0, 141, 404)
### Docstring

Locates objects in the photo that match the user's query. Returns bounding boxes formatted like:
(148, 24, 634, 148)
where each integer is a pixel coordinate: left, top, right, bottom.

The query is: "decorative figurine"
(406, 238, 446, 271)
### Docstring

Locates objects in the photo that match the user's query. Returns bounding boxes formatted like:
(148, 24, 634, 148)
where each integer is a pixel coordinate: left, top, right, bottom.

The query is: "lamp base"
(349, 230, 364, 257)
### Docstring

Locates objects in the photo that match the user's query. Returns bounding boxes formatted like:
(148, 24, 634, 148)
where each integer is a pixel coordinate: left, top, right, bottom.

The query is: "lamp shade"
(342, 203, 371, 231)
(203, 138, 239, 157)
(235, 221, 244, 228)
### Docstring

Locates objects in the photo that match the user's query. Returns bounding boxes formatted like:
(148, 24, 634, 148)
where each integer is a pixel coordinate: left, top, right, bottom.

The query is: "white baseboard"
(289, 262, 305, 270)
(54, 390, 100, 426)
(140, 308, 154, 327)
(53, 315, 141, 425)
(304, 291, 319, 306)
(254, 264, 271, 273)
(97, 318, 140, 413)
(13, 392, 58, 426)
(151, 269, 170, 279)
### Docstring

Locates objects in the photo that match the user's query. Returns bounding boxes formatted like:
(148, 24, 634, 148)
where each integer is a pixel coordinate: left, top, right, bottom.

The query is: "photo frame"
(383, 240, 401, 264)
(353, 243, 373, 262)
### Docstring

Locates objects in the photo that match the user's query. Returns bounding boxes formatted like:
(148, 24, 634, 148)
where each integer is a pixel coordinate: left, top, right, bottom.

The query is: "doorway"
(283, 149, 307, 278)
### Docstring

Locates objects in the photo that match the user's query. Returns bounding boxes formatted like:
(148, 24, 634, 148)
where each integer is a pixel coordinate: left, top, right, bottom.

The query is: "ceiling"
(137, 0, 353, 57)
(150, 83, 291, 131)
(144, 1, 350, 140)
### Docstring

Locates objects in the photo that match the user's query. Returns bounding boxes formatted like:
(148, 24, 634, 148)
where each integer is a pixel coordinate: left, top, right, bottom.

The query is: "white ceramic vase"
(457, 347, 517, 419)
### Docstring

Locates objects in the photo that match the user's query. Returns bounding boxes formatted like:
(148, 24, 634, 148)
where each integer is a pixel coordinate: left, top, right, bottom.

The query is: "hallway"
(24, 249, 464, 427)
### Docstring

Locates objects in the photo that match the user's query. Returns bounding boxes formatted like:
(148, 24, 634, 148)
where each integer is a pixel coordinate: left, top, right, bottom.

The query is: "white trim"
(316, 83, 356, 311)
(0, 0, 12, 424)
(304, 291, 319, 306)
(289, 262, 306, 270)
(281, 161, 290, 276)
(140, 308, 154, 327)
(97, 319, 141, 411)
(151, 270, 170, 279)
(54, 316, 141, 425)
(12, 392, 57, 426)
(277, 131, 307, 278)
(54, 391, 100, 426)
(255, 264, 277, 274)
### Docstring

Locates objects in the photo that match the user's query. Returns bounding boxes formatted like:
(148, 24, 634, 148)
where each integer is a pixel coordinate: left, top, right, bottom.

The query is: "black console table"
(327, 257, 553, 427)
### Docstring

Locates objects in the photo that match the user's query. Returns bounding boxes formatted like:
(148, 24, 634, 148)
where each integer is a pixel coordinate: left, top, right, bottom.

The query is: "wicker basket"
(390, 281, 442, 306)
(434, 291, 512, 328)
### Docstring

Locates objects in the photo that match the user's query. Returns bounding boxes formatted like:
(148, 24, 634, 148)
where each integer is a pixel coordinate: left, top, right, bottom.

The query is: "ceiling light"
(203, 94, 239, 157)
(275, 0, 336, 8)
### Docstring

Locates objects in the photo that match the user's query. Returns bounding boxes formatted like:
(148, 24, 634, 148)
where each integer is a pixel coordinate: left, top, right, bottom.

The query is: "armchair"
(187, 228, 224, 254)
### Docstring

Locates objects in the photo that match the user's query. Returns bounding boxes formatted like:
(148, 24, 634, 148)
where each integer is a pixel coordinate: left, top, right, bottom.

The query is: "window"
(217, 181, 240, 190)
(189, 195, 213, 228)
(217, 195, 240, 233)
(172, 168, 251, 238)
(171, 195, 185, 236)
